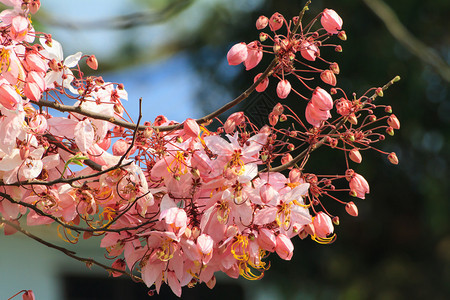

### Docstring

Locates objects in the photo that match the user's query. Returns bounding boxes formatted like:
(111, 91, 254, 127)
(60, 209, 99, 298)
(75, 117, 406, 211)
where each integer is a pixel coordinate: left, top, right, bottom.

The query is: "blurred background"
(0, 0, 449, 299)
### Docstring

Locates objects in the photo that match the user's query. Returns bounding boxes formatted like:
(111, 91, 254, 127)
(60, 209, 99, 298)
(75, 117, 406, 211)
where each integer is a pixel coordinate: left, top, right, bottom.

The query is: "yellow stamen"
(57, 224, 79, 244)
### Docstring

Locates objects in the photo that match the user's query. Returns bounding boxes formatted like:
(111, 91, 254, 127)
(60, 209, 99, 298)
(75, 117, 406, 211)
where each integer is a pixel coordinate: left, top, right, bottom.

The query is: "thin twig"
(0, 217, 142, 282)
(266, 76, 400, 173)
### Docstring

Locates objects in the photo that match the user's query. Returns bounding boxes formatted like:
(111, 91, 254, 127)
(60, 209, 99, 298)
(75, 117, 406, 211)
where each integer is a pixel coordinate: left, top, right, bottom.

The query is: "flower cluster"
(0, 1, 400, 298)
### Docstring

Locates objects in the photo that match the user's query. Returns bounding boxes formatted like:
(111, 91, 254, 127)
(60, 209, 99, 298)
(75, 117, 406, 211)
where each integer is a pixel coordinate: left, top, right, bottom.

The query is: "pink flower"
(269, 12, 284, 31)
(311, 87, 333, 111)
(111, 258, 126, 277)
(349, 173, 370, 199)
(227, 42, 248, 65)
(256, 15, 268, 30)
(312, 212, 334, 238)
(276, 79, 291, 99)
(254, 73, 269, 92)
(244, 41, 263, 70)
(10, 15, 29, 41)
(336, 98, 352, 115)
(321, 9, 343, 34)
(305, 102, 331, 127)
(275, 234, 294, 260)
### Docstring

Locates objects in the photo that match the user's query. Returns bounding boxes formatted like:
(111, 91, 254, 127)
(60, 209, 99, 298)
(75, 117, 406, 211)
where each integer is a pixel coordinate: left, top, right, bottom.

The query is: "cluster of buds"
(0, 1, 399, 298)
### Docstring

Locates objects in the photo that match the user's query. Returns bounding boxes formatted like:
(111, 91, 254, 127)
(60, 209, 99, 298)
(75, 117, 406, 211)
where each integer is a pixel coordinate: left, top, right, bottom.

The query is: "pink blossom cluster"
(0, 1, 400, 298)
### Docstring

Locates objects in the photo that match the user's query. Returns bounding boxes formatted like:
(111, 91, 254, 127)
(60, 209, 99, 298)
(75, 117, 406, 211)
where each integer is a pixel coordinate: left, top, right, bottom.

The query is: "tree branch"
(363, 0, 450, 82)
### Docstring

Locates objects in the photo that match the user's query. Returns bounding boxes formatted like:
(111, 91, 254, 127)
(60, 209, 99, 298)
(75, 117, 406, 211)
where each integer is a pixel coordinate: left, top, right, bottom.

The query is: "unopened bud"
(386, 127, 394, 136)
(86, 55, 98, 70)
(387, 114, 400, 129)
(385, 106, 392, 113)
(259, 32, 268, 42)
(349, 190, 357, 197)
(261, 153, 268, 162)
(348, 113, 357, 125)
(345, 201, 358, 217)
(388, 152, 398, 165)
(281, 153, 293, 165)
(191, 168, 200, 178)
(143, 127, 153, 138)
(393, 75, 401, 82)
(273, 44, 281, 53)
(191, 227, 200, 239)
(349, 148, 362, 163)
(330, 88, 337, 95)
(332, 216, 340, 226)
(376, 87, 383, 97)
(335, 45, 343, 52)
(330, 62, 340, 74)
(48, 58, 58, 71)
(347, 133, 355, 142)
(369, 115, 377, 122)
(113, 104, 123, 115)
(337, 30, 347, 40)
(280, 114, 287, 122)
(287, 143, 295, 151)
(298, 229, 308, 240)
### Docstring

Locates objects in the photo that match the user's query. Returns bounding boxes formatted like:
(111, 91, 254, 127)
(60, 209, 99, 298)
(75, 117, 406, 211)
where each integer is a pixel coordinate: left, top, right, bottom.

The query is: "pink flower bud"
(300, 40, 319, 61)
(111, 258, 126, 277)
(276, 79, 291, 99)
(224, 112, 245, 133)
(312, 212, 334, 238)
(26, 52, 47, 73)
(321, 9, 343, 34)
(281, 153, 293, 165)
(86, 55, 98, 70)
(387, 114, 400, 130)
(338, 30, 347, 40)
(183, 118, 200, 139)
(112, 139, 128, 156)
(24, 82, 41, 102)
(29, 0, 41, 14)
(289, 168, 302, 183)
(257, 228, 276, 252)
(388, 152, 399, 165)
(306, 102, 331, 122)
(336, 98, 352, 115)
(254, 73, 269, 92)
(330, 62, 340, 74)
(244, 41, 263, 70)
(320, 70, 337, 86)
(0, 81, 21, 110)
(271, 103, 284, 116)
(349, 148, 362, 163)
(197, 233, 213, 255)
(260, 183, 278, 204)
(227, 42, 248, 66)
(22, 290, 35, 300)
(29, 114, 48, 134)
(311, 87, 333, 111)
(268, 112, 279, 126)
(345, 202, 359, 217)
(256, 15, 269, 30)
(269, 12, 284, 31)
(275, 233, 294, 260)
(349, 173, 370, 199)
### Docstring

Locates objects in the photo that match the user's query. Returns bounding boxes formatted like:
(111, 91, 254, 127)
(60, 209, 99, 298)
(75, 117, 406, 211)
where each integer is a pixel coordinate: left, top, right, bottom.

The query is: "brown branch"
(265, 76, 400, 173)
(37, 59, 278, 133)
(0, 216, 142, 282)
(363, 0, 450, 82)
(0, 191, 157, 233)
